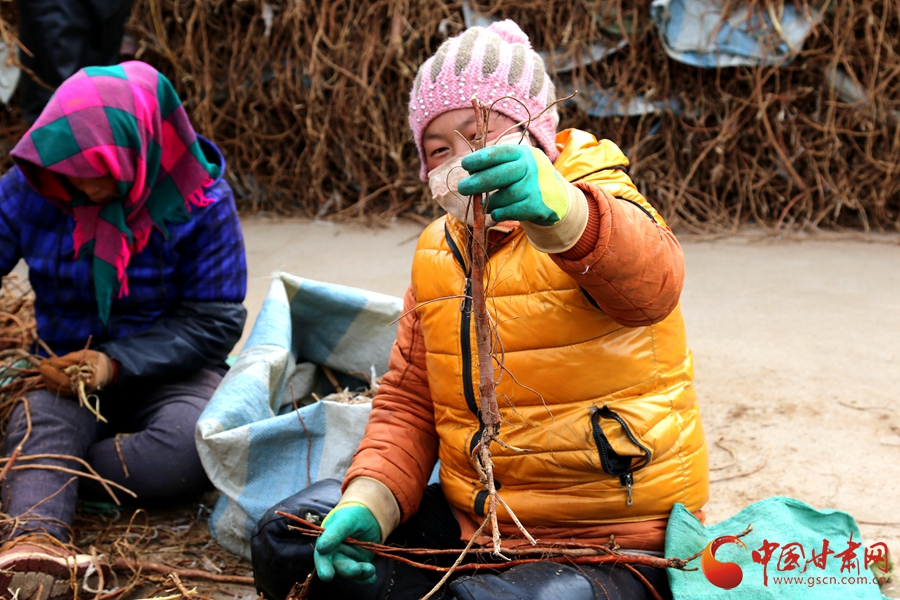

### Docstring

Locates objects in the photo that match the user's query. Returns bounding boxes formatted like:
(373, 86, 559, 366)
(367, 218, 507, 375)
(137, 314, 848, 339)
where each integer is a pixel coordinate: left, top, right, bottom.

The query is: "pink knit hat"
(409, 20, 559, 180)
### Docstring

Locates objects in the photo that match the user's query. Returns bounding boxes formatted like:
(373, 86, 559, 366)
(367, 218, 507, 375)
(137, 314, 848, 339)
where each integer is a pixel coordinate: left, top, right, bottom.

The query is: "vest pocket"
(590, 406, 652, 506)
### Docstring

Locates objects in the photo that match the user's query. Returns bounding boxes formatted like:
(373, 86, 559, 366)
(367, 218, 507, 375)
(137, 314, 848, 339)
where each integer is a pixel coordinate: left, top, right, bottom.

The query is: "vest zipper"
(622, 472, 634, 507)
(444, 225, 479, 419)
(590, 406, 652, 507)
(444, 224, 493, 517)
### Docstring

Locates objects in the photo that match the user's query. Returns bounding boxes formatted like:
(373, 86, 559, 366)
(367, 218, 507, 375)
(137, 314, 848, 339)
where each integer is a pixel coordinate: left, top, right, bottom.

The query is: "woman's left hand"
(314, 502, 381, 584)
(458, 145, 571, 225)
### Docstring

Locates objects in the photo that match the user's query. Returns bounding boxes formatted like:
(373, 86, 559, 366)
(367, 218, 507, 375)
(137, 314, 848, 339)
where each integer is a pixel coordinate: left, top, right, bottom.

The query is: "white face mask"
(427, 131, 532, 227)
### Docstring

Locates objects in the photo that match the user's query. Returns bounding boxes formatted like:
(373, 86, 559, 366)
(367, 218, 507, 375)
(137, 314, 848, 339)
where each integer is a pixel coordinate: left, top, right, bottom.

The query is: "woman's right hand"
(458, 144, 571, 225)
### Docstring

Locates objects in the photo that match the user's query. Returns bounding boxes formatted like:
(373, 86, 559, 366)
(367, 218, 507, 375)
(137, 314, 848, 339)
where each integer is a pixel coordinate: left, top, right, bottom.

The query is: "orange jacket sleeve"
(547, 130, 685, 328)
(551, 129, 684, 327)
(549, 181, 685, 328)
(342, 285, 438, 521)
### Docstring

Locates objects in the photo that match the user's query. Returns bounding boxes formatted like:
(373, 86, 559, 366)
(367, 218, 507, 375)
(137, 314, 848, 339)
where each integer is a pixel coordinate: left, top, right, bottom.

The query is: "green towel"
(665, 497, 889, 599)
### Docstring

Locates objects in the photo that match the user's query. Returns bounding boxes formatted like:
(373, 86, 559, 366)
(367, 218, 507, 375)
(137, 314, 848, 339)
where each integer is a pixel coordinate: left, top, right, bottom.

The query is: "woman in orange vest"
(252, 20, 708, 600)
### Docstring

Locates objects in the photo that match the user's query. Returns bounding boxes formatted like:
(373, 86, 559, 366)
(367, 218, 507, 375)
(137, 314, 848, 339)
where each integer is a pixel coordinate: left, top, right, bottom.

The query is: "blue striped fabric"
(196, 272, 402, 558)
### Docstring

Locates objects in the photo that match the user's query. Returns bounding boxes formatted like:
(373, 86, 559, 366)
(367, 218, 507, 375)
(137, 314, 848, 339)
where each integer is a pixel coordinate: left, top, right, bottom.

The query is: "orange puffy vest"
(410, 130, 709, 527)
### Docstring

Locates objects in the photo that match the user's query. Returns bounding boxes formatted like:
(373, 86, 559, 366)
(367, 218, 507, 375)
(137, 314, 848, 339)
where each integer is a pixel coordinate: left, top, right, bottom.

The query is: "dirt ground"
(13, 219, 895, 597)
(239, 217, 900, 597)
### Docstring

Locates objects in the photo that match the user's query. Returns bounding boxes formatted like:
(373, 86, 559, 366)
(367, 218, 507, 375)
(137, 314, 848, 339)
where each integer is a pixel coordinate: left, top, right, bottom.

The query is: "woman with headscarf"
(0, 61, 247, 598)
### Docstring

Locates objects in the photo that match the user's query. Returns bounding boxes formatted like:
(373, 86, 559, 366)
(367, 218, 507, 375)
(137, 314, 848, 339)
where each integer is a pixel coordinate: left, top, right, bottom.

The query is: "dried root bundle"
(63, 361, 107, 423)
(281, 511, 754, 600)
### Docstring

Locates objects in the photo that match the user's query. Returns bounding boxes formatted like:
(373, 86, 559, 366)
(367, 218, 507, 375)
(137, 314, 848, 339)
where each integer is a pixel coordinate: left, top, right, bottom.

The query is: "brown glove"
(40, 350, 115, 396)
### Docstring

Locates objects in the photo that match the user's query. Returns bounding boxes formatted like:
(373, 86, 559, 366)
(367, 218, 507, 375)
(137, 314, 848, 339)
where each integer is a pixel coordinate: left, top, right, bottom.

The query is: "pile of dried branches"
(1, 0, 898, 232)
(549, 0, 900, 234)
(0, 106, 27, 170)
(0, 274, 40, 428)
(129, 0, 900, 232)
(70, 499, 255, 599)
(0, 4, 28, 163)
(0, 496, 255, 599)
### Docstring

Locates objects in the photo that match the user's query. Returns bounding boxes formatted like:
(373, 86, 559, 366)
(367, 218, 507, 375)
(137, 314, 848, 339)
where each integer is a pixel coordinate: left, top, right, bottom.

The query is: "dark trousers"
(16, 0, 135, 123)
(251, 480, 673, 600)
(1, 368, 222, 542)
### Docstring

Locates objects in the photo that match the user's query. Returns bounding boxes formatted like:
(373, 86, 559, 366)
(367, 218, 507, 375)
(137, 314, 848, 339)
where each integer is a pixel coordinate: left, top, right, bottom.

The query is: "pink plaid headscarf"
(11, 61, 217, 324)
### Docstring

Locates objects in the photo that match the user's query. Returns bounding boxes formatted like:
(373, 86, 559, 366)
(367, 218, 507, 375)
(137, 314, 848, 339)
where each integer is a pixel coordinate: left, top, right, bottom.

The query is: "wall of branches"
(3, 1, 899, 232)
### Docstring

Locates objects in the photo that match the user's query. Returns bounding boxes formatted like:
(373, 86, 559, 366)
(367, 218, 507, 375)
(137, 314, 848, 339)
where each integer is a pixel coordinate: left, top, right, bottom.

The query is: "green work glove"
(458, 145, 571, 225)
(313, 502, 381, 585)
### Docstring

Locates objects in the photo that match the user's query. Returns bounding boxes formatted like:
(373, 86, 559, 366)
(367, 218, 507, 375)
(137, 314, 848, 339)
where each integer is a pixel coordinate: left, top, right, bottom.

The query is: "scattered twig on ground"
(710, 436, 738, 471)
(87, 545, 108, 600)
(710, 447, 771, 483)
(838, 401, 891, 413)
(111, 559, 254, 586)
(166, 572, 198, 598)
